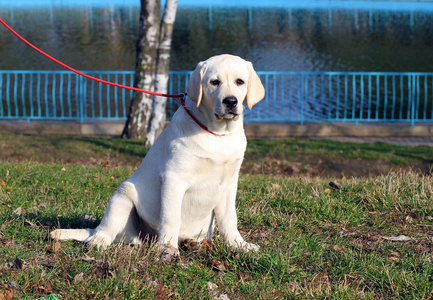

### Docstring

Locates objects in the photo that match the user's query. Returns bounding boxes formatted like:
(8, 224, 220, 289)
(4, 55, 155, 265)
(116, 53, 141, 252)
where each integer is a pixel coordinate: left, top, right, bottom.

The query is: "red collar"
(181, 98, 226, 136)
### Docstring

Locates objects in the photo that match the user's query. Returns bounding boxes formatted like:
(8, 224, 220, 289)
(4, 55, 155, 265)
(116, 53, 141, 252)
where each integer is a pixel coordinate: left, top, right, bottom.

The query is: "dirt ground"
(242, 137, 433, 178)
(0, 134, 431, 178)
(241, 155, 431, 178)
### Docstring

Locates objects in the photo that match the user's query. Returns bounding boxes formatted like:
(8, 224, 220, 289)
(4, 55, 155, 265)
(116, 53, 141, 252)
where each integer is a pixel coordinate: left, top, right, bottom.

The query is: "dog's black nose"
(222, 96, 238, 110)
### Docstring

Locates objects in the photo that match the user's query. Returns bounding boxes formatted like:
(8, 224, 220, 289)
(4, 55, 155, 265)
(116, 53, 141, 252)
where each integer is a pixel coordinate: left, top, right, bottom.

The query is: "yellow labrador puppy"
(50, 54, 265, 254)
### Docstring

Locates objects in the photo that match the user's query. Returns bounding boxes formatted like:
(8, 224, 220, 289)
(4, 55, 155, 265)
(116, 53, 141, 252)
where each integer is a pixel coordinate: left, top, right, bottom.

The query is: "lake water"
(1, 0, 433, 72)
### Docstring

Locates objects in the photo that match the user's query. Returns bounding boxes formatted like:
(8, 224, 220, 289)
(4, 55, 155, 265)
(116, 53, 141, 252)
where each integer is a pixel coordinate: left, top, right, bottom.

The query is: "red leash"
(0, 17, 184, 99)
(0, 17, 225, 136)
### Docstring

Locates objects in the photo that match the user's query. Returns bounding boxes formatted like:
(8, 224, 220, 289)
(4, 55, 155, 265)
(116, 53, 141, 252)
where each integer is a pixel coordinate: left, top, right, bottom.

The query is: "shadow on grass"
(73, 136, 150, 160)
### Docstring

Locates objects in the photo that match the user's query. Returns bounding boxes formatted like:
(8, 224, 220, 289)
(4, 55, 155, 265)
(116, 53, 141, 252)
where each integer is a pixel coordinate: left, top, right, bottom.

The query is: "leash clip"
(179, 93, 186, 105)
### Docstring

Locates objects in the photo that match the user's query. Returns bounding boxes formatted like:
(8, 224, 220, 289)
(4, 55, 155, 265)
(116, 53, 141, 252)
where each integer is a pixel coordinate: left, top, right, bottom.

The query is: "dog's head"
(186, 55, 265, 121)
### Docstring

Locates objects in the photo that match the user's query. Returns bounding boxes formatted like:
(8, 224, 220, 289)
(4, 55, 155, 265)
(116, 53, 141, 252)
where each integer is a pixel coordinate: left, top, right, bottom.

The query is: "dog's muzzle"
(215, 96, 241, 120)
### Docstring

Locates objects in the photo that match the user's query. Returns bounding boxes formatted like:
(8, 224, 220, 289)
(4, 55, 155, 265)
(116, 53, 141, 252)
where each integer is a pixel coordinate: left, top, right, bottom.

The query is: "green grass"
(1, 133, 433, 298)
(1, 160, 433, 299)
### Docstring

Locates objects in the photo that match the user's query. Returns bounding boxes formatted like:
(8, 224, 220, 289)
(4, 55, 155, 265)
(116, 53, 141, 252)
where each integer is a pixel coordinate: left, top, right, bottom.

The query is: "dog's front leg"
(157, 175, 187, 254)
(214, 181, 260, 252)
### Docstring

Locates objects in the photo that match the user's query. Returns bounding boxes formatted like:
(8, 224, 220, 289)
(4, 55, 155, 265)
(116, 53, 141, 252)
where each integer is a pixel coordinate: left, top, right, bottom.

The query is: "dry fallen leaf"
(13, 207, 22, 217)
(53, 241, 61, 252)
(391, 250, 403, 258)
(271, 183, 281, 190)
(339, 231, 356, 237)
(207, 281, 218, 291)
(36, 282, 52, 294)
(80, 254, 97, 262)
(146, 277, 158, 288)
(74, 272, 84, 284)
(0, 284, 15, 300)
(333, 245, 347, 253)
(382, 235, 411, 242)
(388, 256, 400, 263)
(24, 220, 36, 227)
(203, 239, 212, 253)
(405, 212, 417, 224)
(254, 231, 268, 239)
(209, 259, 226, 272)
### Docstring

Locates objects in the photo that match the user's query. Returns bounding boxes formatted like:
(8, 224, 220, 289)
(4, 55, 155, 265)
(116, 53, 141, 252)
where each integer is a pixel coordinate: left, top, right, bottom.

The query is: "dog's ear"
(187, 61, 207, 108)
(245, 62, 265, 109)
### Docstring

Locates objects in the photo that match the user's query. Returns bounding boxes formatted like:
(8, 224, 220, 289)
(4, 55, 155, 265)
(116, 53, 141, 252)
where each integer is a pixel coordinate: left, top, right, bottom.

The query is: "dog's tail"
(50, 228, 94, 242)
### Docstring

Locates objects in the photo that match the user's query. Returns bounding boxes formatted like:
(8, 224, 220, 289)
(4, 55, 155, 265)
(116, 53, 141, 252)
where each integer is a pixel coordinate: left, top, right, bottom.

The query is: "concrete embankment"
(1, 120, 433, 143)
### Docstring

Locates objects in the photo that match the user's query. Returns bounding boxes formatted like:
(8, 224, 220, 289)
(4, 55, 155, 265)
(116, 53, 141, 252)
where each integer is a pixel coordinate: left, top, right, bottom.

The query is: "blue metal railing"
(0, 70, 135, 122)
(1, 70, 433, 125)
(252, 71, 433, 125)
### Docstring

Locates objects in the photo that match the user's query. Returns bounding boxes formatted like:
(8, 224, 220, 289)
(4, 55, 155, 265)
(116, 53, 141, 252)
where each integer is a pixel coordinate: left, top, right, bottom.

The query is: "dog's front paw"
(85, 231, 113, 250)
(160, 245, 179, 263)
(242, 242, 260, 252)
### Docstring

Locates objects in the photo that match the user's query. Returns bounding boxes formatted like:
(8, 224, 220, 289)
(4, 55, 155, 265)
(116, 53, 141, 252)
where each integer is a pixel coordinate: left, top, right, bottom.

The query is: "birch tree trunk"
(121, 0, 160, 139)
(145, 0, 178, 146)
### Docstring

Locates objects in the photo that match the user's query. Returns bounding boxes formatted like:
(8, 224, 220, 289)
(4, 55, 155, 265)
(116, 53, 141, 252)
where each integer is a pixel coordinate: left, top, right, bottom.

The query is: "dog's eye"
(236, 79, 245, 85)
(210, 79, 220, 86)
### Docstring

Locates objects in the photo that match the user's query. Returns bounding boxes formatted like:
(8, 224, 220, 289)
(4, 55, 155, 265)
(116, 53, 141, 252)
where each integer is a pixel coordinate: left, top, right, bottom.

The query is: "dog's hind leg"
(50, 182, 141, 249)
(86, 182, 141, 248)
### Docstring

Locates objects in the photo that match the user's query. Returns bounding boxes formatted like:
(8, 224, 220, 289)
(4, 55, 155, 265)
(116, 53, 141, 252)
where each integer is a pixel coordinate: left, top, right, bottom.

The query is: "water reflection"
(0, 4, 433, 72)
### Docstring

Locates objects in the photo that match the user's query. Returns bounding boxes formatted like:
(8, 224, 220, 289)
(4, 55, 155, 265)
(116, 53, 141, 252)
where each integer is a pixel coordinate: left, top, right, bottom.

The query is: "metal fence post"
(300, 74, 304, 125)
(411, 75, 415, 126)
(80, 75, 84, 124)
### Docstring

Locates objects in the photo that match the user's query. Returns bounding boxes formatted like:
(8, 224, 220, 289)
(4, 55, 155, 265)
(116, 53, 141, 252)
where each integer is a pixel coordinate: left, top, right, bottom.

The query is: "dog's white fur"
(50, 54, 265, 253)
